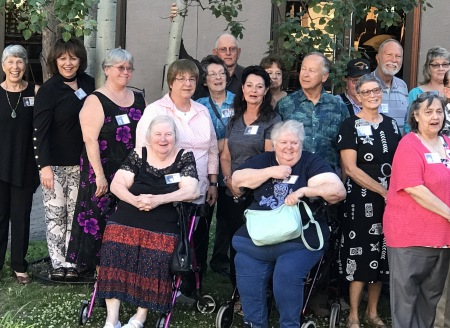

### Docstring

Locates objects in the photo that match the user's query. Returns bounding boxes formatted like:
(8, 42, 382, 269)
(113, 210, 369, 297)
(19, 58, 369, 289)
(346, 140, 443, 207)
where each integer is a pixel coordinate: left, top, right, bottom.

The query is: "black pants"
(209, 187, 230, 272)
(0, 180, 34, 273)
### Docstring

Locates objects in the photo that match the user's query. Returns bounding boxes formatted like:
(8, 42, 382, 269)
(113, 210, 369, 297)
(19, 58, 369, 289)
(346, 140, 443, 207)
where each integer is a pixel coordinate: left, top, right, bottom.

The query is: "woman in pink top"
(136, 59, 219, 300)
(383, 92, 450, 328)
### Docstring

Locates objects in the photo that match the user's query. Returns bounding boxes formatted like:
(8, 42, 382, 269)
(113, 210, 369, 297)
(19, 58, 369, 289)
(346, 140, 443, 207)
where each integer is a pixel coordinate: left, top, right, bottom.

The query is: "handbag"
(171, 202, 194, 275)
(245, 200, 324, 251)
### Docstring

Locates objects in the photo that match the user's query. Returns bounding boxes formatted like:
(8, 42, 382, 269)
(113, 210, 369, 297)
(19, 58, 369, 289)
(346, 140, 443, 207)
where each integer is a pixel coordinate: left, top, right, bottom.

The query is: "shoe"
(346, 318, 360, 328)
(50, 267, 66, 281)
(175, 292, 196, 306)
(122, 316, 144, 328)
(11, 270, 31, 285)
(65, 268, 79, 281)
(364, 314, 387, 328)
(103, 321, 121, 328)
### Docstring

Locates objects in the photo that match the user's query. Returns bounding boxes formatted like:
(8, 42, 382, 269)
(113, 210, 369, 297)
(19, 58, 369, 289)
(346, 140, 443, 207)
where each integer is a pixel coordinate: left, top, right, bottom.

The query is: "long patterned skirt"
(97, 223, 178, 312)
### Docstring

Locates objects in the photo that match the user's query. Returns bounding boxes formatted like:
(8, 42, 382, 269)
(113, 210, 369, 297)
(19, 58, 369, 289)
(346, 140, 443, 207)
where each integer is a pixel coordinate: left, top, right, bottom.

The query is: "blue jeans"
(233, 235, 324, 328)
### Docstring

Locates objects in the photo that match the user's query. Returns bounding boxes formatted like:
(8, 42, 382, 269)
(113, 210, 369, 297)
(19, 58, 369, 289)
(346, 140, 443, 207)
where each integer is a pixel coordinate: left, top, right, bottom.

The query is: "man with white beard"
(371, 39, 408, 133)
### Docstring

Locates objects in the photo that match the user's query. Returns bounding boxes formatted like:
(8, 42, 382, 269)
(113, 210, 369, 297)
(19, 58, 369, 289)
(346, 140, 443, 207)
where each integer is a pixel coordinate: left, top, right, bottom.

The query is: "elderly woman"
(383, 93, 450, 328)
(136, 59, 218, 300)
(196, 55, 235, 275)
(33, 37, 95, 281)
(404, 47, 450, 133)
(0, 45, 39, 284)
(98, 115, 199, 328)
(260, 55, 287, 108)
(66, 48, 145, 276)
(338, 74, 401, 328)
(231, 120, 346, 328)
(221, 66, 281, 294)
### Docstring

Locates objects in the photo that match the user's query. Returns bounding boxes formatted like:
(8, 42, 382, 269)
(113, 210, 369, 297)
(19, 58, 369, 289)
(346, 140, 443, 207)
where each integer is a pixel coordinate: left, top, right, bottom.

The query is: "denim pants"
(233, 235, 324, 328)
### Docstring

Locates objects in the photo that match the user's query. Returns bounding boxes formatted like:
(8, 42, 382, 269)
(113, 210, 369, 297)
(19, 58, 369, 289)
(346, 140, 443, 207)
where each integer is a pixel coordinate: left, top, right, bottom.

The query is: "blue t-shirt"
(235, 151, 332, 247)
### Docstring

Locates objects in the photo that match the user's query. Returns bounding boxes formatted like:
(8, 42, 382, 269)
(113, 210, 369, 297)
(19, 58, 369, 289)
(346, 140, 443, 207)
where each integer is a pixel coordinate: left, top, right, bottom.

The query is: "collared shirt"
(136, 93, 219, 203)
(339, 93, 362, 115)
(275, 88, 349, 169)
(371, 70, 408, 132)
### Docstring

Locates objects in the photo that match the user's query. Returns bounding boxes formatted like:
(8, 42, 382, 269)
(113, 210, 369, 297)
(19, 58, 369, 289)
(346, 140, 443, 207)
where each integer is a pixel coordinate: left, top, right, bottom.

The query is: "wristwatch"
(209, 181, 219, 187)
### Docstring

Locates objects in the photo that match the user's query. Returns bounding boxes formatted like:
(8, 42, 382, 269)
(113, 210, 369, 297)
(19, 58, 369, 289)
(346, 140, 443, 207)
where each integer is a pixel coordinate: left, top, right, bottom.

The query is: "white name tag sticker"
(356, 125, 372, 136)
(221, 108, 233, 118)
(244, 125, 259, 135)
(282, 175, 299, 184)
(22, 97, 34, 107)
(380, 103, 389, 113)
(165, 173, 181, 184)
(74, 88, 87, 100)
(425, 152, 441, 164)
(115, 114, 130, 126)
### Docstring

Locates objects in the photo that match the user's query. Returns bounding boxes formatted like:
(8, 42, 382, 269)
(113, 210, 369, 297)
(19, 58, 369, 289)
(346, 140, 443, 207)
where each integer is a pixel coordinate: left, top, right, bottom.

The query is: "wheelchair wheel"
(78, 300, 89, 325)
(197, 294, 216, 314)
(215, 304, 234, 328)
(301, 320, 316, 328)
(329, 303, 341, 328)
(156, 314, 166, 328)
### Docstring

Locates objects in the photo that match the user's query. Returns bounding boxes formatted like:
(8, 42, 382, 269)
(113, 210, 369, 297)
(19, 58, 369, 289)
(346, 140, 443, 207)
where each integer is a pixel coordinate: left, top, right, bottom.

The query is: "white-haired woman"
(66, 48, 146, 277)
(0, 45, 40, 284)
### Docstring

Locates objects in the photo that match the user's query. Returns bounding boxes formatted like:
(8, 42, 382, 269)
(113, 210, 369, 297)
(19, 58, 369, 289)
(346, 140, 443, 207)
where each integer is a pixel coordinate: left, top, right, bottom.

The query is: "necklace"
(105, 83, 128, 106)
(4, 81, 23, 119)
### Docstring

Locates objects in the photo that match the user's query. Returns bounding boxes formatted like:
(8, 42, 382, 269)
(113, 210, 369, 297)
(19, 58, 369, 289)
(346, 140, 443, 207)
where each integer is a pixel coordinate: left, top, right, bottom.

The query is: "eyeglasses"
(216, 47, 238, 54)
(417, 90, 439, 101)
(174, 77, 197, 84)
(111, 65, 135, 73)
(207, 71, 226, 78)
(359, 87, 382, 97)
(429, 63, 450, 69)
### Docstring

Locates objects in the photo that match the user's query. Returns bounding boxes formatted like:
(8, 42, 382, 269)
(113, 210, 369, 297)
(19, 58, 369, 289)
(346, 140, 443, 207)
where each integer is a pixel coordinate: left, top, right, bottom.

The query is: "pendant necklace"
(5, 81, 23, 119)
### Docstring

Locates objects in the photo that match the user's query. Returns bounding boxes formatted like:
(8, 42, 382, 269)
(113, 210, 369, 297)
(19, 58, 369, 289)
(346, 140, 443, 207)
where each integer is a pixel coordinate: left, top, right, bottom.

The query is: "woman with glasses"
(33, 37, 95, 281)
(383, 92, 450, 328)
(337, 74, 401, 328)
(136, 59, 219, 301)
(66, 48, 145, 275)
(404, 47, 450, 133)
(260, 55, 287, 108)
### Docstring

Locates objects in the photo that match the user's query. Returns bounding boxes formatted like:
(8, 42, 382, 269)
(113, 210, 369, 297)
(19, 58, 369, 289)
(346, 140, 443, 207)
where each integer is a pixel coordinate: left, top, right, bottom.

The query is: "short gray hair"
(2, 45, 28, 65)
(355, 74, 382, 94)
(145, 115, 178, 145)
(304, 52, 330, 75)
(214, 33, 239, 49)
(271, 120, 305, 145)
(102, 48, 134, 70)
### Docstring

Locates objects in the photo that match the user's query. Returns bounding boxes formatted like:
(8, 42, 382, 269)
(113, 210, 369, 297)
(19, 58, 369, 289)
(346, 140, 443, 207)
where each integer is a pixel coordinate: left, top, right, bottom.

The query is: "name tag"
(380, 103, 389, 113)
(115, 114, 130, 126)
(74, 88, 87, 100)
(221, 108, 233, 118)
(282, 175, 299, 184)
(165, 173, 181, 184)
(22, 97, 34, 107)
(244, 125, 259, 135)
(356, 125, 372, 136)
(425, 152, 441, 164)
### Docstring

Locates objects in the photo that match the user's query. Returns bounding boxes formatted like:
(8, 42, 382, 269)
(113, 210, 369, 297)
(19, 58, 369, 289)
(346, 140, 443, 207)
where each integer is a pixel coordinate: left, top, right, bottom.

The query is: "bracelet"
(209, 182, 218, 187)
(223, 175, 231, 183)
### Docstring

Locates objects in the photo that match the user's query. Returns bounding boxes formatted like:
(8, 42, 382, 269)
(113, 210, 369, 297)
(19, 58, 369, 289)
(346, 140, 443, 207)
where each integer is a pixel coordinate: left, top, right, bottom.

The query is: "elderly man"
(370, 39, 408, 132)
(275, 52, 349, 172)
(340, 58, 371, 116)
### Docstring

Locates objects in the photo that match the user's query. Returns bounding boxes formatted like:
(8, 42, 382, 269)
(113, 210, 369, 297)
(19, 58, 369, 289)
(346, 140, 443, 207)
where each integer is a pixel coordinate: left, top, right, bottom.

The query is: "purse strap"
(208, 97, 226, 128)
(299, 200, 324, 251)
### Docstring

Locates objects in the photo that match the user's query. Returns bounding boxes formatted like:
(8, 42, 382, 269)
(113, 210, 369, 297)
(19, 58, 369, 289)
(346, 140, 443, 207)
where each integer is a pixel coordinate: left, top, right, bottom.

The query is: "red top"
(383, 132, 450, 247)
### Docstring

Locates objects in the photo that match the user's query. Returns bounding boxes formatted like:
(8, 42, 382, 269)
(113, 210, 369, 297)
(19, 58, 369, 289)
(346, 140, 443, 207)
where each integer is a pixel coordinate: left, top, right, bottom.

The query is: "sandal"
(50, 267, 66, 281)
(122, 316, 144, 328)
(364, 314, 387, 328)
(65, 268, 79, 281)
(346, 318, 361, 328)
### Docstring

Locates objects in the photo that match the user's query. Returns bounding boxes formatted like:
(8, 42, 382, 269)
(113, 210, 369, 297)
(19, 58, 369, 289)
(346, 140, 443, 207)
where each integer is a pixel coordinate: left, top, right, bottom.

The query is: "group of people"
(0, 23, 449, 328)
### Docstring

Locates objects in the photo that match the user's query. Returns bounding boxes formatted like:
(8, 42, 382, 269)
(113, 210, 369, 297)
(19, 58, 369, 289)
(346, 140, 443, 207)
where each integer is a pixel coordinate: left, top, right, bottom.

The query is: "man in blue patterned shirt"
(275, 52, 349, 172)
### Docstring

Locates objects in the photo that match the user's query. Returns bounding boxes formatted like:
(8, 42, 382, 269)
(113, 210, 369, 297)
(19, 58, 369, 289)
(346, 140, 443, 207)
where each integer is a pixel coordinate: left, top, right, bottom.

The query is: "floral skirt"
(97, 223, 178, 312)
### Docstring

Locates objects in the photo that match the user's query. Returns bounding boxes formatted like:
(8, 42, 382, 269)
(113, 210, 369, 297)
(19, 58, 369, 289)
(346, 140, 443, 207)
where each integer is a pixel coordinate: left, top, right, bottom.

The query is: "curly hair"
(199, 55, 230, 85)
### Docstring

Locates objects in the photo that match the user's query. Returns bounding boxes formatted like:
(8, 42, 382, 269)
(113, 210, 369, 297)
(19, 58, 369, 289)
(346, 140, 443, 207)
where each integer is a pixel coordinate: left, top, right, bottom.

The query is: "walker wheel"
(329, 303, 341, 328)
(156, 314, 166, 328)
(301, 320, 316, 328)
(197, 294, 216, 314)
(78, 300, 89, 325)
(215, 304, 234, 328)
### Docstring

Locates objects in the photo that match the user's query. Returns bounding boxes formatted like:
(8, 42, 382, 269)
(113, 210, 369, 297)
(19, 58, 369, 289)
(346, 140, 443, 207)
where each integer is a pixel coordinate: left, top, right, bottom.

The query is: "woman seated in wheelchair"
(231, 120, 346, 328)
(97, 115, 200, 328)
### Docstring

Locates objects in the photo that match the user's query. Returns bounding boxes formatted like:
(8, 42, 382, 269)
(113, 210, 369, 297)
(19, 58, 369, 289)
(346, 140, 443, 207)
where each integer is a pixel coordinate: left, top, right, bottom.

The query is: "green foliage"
(270, 0, 432, 88)
(202, 0, 245, 39)
(0, 0, 98, 41)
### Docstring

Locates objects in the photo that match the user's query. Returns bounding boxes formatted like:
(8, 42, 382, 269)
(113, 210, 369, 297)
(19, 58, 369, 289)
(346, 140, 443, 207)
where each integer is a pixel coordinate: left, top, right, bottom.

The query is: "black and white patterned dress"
(337, 114, 401, 282)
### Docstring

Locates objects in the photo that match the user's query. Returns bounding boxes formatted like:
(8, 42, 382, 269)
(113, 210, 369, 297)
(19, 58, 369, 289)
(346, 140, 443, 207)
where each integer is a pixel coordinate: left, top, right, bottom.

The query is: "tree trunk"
(95, 0, 117, 87)
(85, 1, 98, 78)
(40, 1, 59, 82)
(162, 0, 188, 95)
